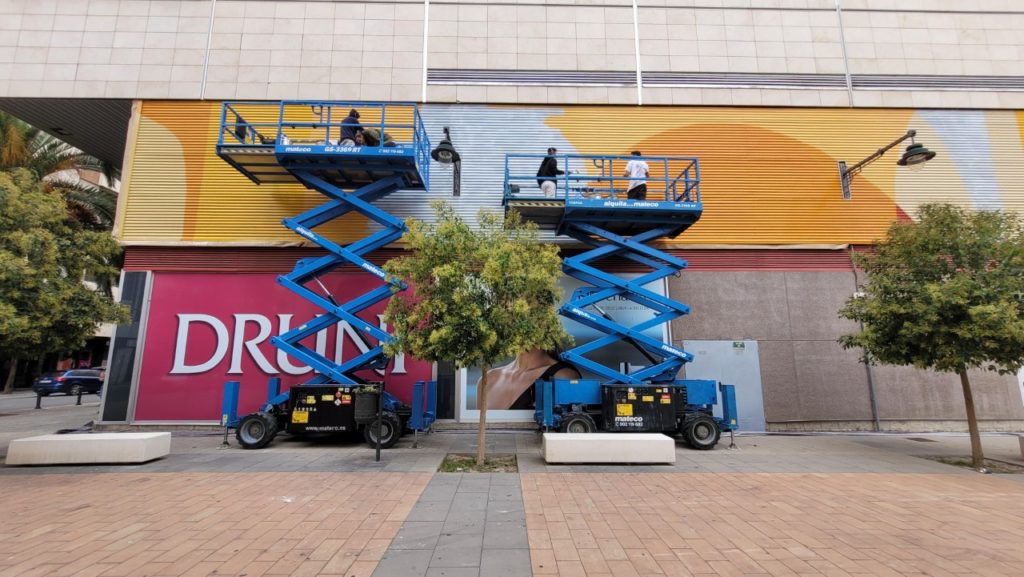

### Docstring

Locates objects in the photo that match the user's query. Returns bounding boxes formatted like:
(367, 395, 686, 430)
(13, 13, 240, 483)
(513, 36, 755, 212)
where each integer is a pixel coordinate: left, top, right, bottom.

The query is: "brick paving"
(521, 472, 1024, 577)
(3, 426, 1024, 576)
(0, 472, 430, 577)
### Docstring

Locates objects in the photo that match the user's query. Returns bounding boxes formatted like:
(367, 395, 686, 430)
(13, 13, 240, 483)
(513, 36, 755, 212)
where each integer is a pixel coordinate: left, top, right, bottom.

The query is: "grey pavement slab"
(425, 568, 480, 577)
(373, 549, 433, 577)
(480, 548, 532, 577)
(406, 499, 452, 522)
(483, 521, 528, 549)
(430, 532, 483, 568)
(391, 521, 444, 550)
(373, 467, 530, 577)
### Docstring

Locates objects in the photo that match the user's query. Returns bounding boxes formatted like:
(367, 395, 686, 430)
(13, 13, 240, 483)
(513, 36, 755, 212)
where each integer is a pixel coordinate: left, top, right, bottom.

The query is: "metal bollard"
(76, 390, 83, 405)
(35, 393, 42, 410)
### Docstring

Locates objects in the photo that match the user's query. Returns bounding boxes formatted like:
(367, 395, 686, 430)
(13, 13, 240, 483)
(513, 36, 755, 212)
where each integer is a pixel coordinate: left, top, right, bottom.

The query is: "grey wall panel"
(791, 339, 874, 422)
(670, 272, 792, 341)
(783, 271, 859, 341)
(872, 365, 1024, 422)
(756, 339, 803, 423)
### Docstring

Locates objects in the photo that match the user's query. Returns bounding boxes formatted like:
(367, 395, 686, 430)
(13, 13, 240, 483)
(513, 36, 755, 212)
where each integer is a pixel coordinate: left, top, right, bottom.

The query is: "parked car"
(31, 369, 104, 396)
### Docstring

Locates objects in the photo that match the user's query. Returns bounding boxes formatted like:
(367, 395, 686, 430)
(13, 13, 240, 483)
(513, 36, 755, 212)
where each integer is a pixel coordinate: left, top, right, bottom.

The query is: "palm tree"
(1, 112, 119, 230)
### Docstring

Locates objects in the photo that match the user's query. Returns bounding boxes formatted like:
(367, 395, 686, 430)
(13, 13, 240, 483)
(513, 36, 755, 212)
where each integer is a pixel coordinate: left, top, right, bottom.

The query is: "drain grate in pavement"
(908, 437, 938, 442)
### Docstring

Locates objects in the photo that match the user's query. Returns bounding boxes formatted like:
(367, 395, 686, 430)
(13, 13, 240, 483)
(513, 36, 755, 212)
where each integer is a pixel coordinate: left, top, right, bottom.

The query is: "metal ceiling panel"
(0, 98, 132, 168)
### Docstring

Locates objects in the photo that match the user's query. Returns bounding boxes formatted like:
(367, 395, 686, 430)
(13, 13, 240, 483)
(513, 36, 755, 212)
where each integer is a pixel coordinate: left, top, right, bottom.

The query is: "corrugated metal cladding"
(120, 101, 1024, 247)
(125, 246, 853, 272)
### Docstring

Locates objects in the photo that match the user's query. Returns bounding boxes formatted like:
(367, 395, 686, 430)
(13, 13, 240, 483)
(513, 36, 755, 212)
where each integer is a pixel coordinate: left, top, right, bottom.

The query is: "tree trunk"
(2, 356, 18, 394)
(958, 369, 985, 470)
(477, 364, 490, 467)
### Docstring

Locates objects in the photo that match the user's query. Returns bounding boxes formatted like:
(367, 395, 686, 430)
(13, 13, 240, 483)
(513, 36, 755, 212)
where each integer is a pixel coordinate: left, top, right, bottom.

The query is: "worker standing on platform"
(536, 147, 564, 198)
(624, 150, 650, 200)
(339, 108, 361, 145)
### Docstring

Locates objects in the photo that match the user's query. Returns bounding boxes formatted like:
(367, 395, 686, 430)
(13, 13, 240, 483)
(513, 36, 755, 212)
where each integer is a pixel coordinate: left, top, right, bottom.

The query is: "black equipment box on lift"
(602, 385, 679, 432)
(285, 385, 358, 434)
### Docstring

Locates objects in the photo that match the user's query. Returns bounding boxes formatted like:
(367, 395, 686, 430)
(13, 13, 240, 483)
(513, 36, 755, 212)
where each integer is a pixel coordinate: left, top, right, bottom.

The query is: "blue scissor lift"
(504, 154, 738, 449)
(216, 101, 436, 449)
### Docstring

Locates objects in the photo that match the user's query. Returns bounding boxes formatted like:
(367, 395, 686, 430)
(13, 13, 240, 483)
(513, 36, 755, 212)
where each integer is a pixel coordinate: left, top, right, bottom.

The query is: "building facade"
(2, 0, 1024, 430)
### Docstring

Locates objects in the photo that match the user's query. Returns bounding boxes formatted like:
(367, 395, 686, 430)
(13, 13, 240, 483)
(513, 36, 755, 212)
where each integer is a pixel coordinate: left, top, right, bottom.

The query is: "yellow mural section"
(120, 101, 368, 244)
(120, 101, 1024, 246)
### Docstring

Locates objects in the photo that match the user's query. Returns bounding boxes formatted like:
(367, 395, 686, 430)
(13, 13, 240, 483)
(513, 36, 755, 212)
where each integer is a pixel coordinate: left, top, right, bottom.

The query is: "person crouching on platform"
(536, 147, 564, 198)
(339, 108, 361, 145)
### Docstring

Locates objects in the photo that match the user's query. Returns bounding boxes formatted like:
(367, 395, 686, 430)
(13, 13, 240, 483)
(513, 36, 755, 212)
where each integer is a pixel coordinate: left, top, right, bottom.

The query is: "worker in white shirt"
(623, 150, 650, 200)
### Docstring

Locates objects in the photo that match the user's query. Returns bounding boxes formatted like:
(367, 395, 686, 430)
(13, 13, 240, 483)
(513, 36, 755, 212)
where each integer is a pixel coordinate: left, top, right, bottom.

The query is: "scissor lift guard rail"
(504, 153, 738, 449)
(216, 100, 436, 450)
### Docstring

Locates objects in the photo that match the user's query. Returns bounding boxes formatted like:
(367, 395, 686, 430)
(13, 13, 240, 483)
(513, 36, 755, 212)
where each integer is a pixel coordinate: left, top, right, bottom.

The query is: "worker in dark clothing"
(536, 147, 564, 198)
(339, 109, 361, 145)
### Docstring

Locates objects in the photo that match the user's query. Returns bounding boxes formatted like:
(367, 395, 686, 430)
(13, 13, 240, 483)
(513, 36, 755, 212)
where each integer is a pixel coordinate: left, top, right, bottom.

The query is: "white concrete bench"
(5, 433, 171, 466)
(542, 432, 676, 464)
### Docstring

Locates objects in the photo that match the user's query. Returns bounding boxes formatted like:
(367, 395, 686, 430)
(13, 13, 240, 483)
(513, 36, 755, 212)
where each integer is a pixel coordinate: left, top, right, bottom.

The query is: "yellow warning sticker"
(305, 395, 316, 404)
(660, 397, 672, 404)
(321, 395, 334, 401)
(616, 404, 633, 417)
(292, 411, 309, 424)
(627, 392, 637, 400)
(642, 395, 654, 402)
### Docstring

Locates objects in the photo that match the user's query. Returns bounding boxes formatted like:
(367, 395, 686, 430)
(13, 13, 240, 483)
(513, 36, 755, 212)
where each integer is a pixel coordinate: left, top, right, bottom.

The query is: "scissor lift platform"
(217, 101, 430, 191)
(503, 153, 702, 237)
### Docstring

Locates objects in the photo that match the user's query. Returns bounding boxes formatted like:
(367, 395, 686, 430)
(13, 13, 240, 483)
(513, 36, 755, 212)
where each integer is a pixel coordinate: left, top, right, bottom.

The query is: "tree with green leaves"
(839, 203, 1024, 470)
(1, 112, 118, 230)
(384, 201, 569, 465)
(0, 169, 128, 393)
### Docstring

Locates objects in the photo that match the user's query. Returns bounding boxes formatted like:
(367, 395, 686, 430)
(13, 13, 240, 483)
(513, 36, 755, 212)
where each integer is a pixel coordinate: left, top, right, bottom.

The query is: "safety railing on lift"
(503, 154, 700, 203)
(218, 100, 431, 189)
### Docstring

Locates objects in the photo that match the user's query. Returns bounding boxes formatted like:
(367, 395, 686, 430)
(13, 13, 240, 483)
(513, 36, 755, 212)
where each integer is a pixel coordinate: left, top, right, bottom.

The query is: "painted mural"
(120, 101, 1024, 246)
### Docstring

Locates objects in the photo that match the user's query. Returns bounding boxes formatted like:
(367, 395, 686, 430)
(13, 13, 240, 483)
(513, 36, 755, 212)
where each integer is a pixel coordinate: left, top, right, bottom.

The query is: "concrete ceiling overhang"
(0, 98, 133, 169)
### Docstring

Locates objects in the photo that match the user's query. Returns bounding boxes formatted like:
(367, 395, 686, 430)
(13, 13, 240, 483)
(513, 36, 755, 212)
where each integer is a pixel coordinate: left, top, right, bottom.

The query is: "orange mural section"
(548, 107, 915, 245)
(120, 101, 368, 244)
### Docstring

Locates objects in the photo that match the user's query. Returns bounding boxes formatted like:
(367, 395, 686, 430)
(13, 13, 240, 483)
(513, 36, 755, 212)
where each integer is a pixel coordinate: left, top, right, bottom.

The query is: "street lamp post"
(838, 129, 936, 199)
(431, 127, 461, 197)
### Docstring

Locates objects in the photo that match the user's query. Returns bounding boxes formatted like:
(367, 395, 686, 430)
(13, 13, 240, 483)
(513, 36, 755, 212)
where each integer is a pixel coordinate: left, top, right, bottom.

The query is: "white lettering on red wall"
(170, 313, 406, 376)
(133, 273, 431, 422)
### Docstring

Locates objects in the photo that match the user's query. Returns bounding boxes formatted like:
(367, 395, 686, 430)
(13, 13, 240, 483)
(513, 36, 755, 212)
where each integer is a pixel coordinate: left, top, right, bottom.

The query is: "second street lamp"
(838, 129, 937, 199)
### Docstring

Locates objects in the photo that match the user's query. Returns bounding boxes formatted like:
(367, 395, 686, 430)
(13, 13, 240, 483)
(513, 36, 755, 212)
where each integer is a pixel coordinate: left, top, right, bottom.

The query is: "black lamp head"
(431, 127, 460, 164)
(897, 142, 936, 167)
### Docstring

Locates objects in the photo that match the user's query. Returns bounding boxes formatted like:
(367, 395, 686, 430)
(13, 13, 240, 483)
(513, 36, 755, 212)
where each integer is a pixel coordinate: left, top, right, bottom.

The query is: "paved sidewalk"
(521, 472, 1024, 577)
(3, 425, 1024, 576)
(0, 471, 430, 577)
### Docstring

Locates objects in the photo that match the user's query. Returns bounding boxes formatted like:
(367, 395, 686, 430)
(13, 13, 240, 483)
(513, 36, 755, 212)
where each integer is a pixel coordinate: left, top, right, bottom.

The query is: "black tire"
(236, 412, 278, 450)
(68, 383, 82, 396)
(682, 415, 720, 450)
(560, 412, 597, 433)
(363, 411, 401, 449)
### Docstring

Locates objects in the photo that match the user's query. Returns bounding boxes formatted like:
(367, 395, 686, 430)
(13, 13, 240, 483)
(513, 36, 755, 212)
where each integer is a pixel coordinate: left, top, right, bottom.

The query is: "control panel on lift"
(602, 385, 679, 432)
